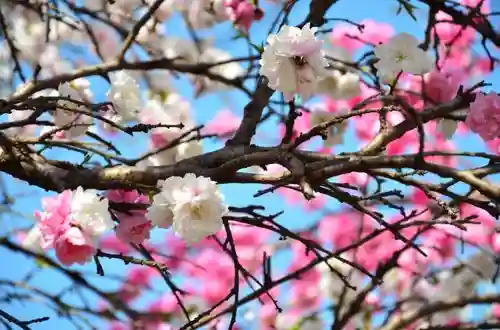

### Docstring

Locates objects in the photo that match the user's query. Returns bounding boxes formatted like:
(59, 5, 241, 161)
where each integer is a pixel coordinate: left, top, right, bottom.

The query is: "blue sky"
(1, 0, 500, 329)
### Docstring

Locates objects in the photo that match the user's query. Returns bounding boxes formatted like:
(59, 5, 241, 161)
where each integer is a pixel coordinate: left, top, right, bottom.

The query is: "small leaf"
(35, 257, 50, 268)
(397, 0, 418, 21)
(158, 90, 169, 103)
(79, 152, 93, 167)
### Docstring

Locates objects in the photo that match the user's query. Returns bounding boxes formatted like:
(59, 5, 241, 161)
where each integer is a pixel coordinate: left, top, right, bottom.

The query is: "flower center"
(293, 56, 307, 67)
(395, 52, 407, 63)
(191, 203, 203, 219)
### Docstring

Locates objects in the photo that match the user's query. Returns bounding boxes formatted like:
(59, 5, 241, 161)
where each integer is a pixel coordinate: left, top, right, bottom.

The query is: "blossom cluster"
(259, 24, 434, 103)
(23, 175, 228, 265)
(5, 0, 500, 329)
(23, 188, 113, 265)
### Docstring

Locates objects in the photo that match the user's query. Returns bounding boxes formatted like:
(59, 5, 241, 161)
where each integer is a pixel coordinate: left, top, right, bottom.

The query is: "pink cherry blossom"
(438, 46, 472, 71)
(289, 238, 317, 268)
(184, 249, 234, 304)
(128, 265, 157, 286)
(422, 227, 456, 263)
(357, 230, 403, 270)
(260, 302, 279, 329)
(289, 267, 321, 311)
(150, 130, 169, 148)
(423, 70, 461, 104)
(225, 0, 263, 33)
(460, 0, 489, 14)
(490, 304, 500, 319)
(106, 190, 152, 244)
(424, 138, 458, 167)
(106, 189, 149, 205)
(386, 130, 418, 155)
(470, 57, 493, 76)
(492, 234, 500, 253)
(460, 203, 496, 246)
(107, 322, 128, 330)
(398, 249, 430, 275)
(465, 92, 500, 141)
(54, 227, 96, 266)
(200, 277, 232, 305)
(339, 172, 370, 188)
(148, 294, 179, 314)
(288, 240, 321, 310)
(433, 12, 476, 47)
(143, 296, 178, 330)
(229, 225, 270, 272)
(39, 126, 67, 139)
(202, 109, 241, 139)
(410, 187, 430, 206)
(186, 249, 234, 280)
(354, 113, 379, 142)
(36, 190, 73, 249)
(318, 213, 360, 248)
(277, 187, 326, 212)
(486, 138, 500, 154)
(118, 266, 156, 303)
(100, 234, 130, 254)
(115, 215, 152, 244)
(329, 19, 393, 53)
(158, 233, 187, 270)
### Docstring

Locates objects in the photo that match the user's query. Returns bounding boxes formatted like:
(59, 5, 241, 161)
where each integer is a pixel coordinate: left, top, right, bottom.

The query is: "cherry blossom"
(225, 0, 264, 33)
(317, 47, 361, 99)
(106, 190, 152, 244)
(54, 82, 93, 138)
(54, 227, 97, 266)
(374, 32, 433, 82)
(4, 1, 500, 329)
(202, 109, 241, 138)
(329, 19, 394, 53)
(26, 188, 113, 265)
(465, 92, 500, 140)
(106, 70, 142, 123)
(259, 24, 328, 101)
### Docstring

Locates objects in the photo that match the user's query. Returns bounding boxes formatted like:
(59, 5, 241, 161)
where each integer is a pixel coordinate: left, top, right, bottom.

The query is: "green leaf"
(397, 0, 418, 21)
(158, 90, 169, 103)
(35, 257, 50, 268)
(79, 152, 93, 167)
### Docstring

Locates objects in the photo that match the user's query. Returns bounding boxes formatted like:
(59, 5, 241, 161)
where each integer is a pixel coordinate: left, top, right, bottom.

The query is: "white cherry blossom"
(144, 0, 178, 21)
(259, 23, 328, 101)
(12, 17, 46, 62)
(176, 141, 203, 162)
(70, 187, 114, 238)
(436, 109, 467, 139)
(54, 82, 93, 138)
(6, 110, 36, 137)
(108, 0, 142, 21)
(317, 70, 360, 100)
(163, 38, 199, 64)
(146, 190, 174, 228)
(318, 256, 363, 303)
(84, 0, 106, 11)
(22, 226, 44, 253)
(317, 47, 361, 99)
(183, 0, 229, 30)
(309, 109, 347, 147)
(106, 70, 142, 123)
(437, 119, 459, 139)
(148, 174, 228, 243)
(194, 47, 244, 96)
(142, 140, 203, 167)
(141, 93, 196, 143)
(374, 32, 433, 82)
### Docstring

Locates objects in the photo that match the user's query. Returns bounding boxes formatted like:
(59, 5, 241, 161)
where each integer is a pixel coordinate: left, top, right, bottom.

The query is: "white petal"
(438, 119, 458, 139)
